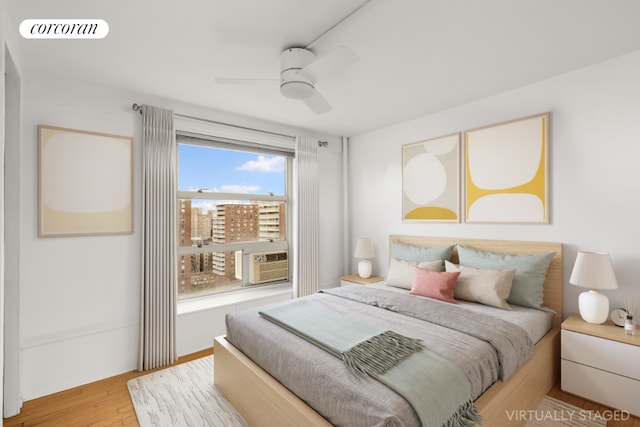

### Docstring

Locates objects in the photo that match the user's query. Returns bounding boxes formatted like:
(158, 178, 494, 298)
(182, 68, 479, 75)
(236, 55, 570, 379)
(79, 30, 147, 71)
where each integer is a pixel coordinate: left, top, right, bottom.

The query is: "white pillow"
(445, 260, 515, 310)
(385, 258, 443, 290)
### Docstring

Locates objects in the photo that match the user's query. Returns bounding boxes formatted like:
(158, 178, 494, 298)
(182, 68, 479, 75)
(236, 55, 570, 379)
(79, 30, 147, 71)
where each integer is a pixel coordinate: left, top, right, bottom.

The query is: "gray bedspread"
(225, 285, 533, 427)
(321, 286, 533, 381)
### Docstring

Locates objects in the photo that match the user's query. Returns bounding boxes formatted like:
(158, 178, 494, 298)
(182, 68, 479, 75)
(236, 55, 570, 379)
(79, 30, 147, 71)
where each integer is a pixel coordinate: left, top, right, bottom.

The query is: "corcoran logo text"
(19, 19, 109, 39)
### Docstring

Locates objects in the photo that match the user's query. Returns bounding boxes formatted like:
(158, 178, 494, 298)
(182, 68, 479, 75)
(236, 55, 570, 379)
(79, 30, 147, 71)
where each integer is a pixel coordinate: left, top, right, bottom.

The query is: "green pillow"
(456, 245, 555, 311)
(390, 241, 454, 266)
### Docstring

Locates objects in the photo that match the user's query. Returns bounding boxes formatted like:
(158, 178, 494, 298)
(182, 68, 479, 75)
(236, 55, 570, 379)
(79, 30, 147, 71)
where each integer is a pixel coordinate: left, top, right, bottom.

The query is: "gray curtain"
(294, 136, 320, 297)
(138, 105, 177, 371)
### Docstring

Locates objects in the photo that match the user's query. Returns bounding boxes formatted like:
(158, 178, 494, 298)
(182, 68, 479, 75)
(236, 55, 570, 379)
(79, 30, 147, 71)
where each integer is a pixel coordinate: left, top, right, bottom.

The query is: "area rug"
(524, 396, 606, 427)
(127, 356, 248, 427)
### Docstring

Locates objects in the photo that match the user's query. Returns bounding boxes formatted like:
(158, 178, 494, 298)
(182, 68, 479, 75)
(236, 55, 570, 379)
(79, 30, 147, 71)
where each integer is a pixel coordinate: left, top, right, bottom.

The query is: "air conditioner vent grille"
(250, 251, 288, 284)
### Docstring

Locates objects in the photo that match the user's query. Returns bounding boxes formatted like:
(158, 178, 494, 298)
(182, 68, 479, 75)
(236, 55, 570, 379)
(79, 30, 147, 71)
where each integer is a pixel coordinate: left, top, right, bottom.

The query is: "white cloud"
(235, 155, 284, 173)
(190, 200, 218, 214)
(214, 184, 261, 193)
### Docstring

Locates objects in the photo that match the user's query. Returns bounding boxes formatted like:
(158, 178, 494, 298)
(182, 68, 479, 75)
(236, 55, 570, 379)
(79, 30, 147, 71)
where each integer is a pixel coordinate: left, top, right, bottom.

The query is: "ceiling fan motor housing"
(280, 48, 316, 100)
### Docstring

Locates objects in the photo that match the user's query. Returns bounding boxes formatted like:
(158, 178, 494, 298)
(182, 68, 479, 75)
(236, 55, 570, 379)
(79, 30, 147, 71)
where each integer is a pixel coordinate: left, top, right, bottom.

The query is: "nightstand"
(561, 313, 640, 416)
(340, 274, 384, 287)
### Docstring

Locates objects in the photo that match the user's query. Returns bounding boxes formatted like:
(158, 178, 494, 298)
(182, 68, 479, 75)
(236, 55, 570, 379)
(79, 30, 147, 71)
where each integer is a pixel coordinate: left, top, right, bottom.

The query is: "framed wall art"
(464, 112, 549, 224)
(38, 125, 133, 237)
(402, 132, 460, 222)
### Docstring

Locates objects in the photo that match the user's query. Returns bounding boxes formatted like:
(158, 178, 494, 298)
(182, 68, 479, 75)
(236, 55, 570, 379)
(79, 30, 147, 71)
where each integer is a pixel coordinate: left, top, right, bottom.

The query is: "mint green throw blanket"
(260, 300, 482, 427)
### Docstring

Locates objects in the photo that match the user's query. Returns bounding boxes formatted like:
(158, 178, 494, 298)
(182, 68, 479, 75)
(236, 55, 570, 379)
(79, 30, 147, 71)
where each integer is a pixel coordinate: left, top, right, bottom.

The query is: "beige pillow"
(445, 260, 515, 310)
(385, 258, 443, 290)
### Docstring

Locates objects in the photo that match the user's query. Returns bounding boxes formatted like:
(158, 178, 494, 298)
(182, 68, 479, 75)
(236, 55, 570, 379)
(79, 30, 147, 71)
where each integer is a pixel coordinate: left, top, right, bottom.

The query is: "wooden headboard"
(389, 235, 563, 328)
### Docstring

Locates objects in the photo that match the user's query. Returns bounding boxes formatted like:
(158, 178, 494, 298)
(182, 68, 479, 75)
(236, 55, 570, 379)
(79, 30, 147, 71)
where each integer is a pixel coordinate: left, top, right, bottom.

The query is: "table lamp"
(354, 238, 375, 278)
(569, 251, 618, 324)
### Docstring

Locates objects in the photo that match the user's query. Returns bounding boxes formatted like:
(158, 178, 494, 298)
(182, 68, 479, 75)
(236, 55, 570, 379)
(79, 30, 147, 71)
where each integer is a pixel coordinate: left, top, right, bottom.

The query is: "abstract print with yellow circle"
(402, 133, 460, 222)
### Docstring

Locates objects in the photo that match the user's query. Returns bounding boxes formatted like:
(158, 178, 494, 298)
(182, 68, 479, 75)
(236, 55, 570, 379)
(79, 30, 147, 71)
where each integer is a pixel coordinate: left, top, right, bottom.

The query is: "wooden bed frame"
(214, 236, 563, 427)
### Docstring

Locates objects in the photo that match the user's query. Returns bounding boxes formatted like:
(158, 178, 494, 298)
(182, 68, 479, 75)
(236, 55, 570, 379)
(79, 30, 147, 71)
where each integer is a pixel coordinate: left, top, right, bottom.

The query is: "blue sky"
(178, 144, 285, 198)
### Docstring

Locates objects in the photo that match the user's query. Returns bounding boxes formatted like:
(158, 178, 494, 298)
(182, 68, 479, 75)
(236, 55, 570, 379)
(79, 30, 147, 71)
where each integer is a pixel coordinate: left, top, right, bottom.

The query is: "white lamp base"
(578, 290, 610, 324)
(358, 259, 372, 279)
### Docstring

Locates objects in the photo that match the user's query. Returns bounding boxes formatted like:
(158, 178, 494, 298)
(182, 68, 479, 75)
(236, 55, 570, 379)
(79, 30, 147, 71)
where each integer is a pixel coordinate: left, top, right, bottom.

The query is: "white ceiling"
(5, 0, 640, 136)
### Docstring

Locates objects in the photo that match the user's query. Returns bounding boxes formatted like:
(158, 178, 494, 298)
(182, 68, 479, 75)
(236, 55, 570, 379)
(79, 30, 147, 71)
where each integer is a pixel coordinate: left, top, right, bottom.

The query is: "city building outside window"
(177, 140, 291, 300)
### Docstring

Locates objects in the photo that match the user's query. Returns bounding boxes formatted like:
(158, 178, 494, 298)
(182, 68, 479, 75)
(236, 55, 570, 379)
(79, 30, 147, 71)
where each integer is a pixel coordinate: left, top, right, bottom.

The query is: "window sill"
(177, 283, 292, 315)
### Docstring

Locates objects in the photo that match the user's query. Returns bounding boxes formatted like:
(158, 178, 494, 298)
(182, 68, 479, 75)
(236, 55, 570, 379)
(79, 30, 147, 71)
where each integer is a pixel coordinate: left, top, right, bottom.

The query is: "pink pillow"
(409, 266, 460, 304)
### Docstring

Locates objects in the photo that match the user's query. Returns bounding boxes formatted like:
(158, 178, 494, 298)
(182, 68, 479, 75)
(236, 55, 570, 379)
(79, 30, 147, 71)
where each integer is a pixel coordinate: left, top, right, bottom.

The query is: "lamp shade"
(354, 238, 375, 259)
(569, 252, 618, 290)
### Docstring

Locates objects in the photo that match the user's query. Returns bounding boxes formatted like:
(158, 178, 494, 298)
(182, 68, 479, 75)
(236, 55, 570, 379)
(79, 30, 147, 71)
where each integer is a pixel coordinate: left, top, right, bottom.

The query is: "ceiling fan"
(215, 45, 358, 114)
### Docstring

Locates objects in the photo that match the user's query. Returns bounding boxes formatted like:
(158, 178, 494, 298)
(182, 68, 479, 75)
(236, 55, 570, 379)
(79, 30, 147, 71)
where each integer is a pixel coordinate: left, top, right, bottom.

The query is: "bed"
(214, 236, 563, 426)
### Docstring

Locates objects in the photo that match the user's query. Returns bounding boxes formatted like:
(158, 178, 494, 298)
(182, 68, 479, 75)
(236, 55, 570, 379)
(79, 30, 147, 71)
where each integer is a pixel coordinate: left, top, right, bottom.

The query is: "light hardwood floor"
(3, 348, 212, 427)
(546, 384, 640, 427)
(3, 348, 639, 427)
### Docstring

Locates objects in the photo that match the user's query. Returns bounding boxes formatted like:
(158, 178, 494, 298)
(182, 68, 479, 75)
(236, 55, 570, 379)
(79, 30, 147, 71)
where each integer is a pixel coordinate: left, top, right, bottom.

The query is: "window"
(176, 137, 292, 300)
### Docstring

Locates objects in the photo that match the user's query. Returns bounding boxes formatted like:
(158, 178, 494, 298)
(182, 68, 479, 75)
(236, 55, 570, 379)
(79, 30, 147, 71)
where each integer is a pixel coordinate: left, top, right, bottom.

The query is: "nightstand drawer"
(561, 330, 640, 380)
(561, 359, 640, 416)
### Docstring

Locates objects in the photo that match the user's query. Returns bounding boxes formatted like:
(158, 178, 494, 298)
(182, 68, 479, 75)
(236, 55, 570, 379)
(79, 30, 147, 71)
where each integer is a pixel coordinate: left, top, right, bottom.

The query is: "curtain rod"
(131, 103, 328, 147)
(132, 103, 143, 114)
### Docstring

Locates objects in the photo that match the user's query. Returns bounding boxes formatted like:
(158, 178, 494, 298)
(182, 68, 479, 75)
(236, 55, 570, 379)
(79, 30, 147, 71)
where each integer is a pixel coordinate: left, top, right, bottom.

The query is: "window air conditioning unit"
(249, 252, 288, 284)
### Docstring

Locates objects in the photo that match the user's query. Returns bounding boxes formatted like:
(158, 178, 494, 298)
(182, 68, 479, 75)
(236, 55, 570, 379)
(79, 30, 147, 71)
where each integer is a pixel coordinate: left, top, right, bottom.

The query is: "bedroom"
(1, 0, 640, 425)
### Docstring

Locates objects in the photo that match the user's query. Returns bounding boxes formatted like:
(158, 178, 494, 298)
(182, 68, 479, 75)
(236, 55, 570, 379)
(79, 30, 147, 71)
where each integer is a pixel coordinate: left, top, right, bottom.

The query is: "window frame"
(175, 129, 294, 299)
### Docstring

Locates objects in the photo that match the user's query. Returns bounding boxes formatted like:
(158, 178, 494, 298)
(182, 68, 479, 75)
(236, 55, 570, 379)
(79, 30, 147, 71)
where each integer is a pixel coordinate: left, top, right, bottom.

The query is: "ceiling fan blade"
(303, 89, 332, 114)
(215, 78, 278, 85)
(299, 46, 358, 80)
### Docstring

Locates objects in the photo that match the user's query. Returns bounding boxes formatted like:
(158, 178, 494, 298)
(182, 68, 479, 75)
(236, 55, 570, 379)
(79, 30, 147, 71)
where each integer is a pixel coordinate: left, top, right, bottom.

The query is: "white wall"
(318, 139, 345, 288)
(4, 45, 22, 417)
(1, 4, 27, 416)
(348, 50, 640, 318)
(0, 3, 7, 416)
(19, 75, 344, 400)
(20, 78, 142, 400)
